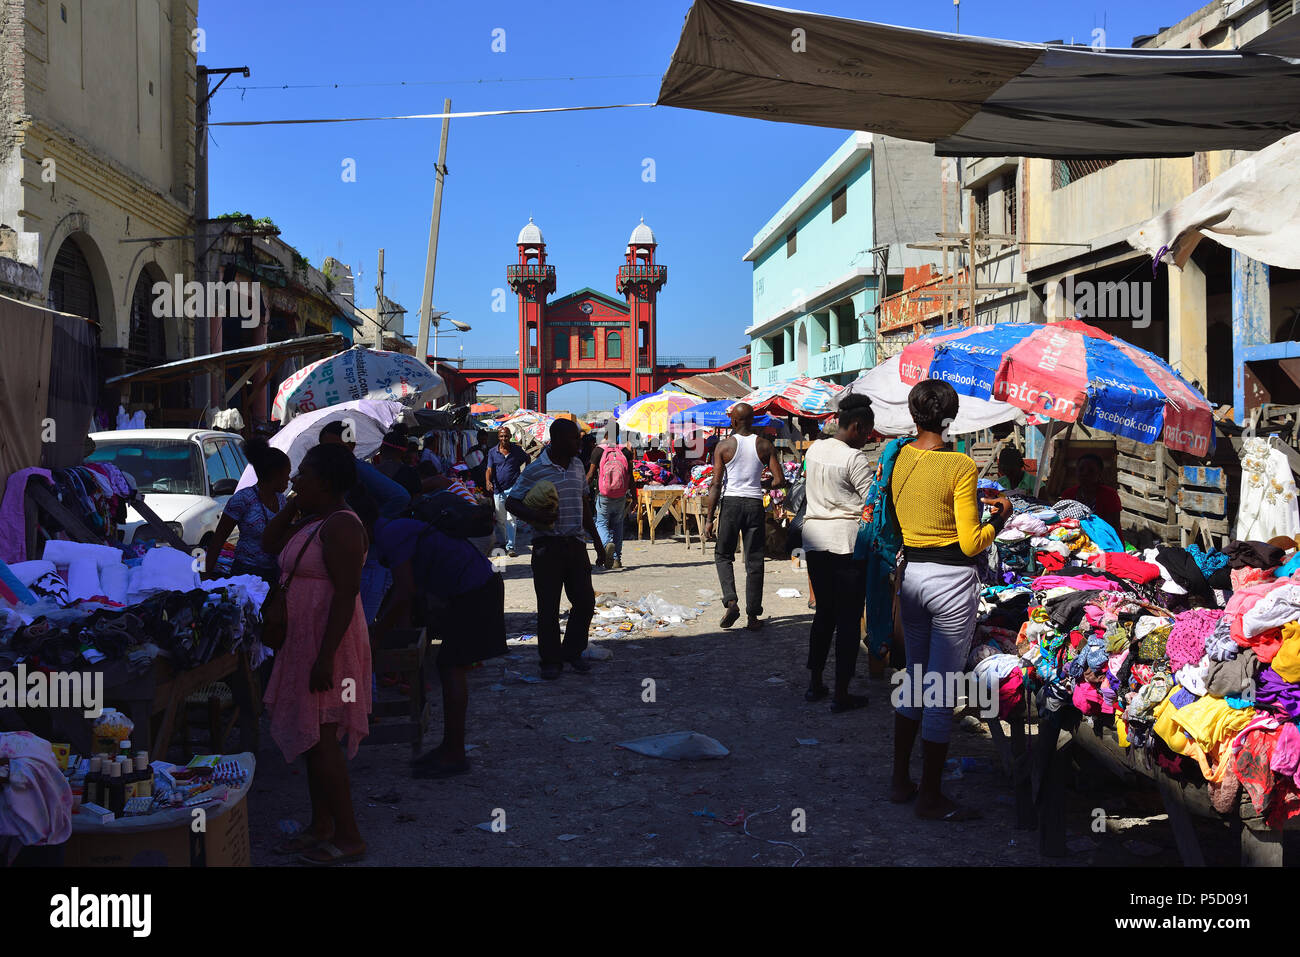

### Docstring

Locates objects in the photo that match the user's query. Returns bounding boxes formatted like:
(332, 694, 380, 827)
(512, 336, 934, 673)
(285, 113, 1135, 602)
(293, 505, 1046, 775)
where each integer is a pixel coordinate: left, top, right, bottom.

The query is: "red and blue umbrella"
(738, 375, 844, 419)
(899, 320, 1214, 456)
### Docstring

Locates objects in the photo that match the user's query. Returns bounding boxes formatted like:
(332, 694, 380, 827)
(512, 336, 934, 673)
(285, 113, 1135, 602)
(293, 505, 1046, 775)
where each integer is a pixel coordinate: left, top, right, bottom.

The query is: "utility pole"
(195, 64, 249, 410)
(374, 248, 385, 349)
(415, 97, 452, 368)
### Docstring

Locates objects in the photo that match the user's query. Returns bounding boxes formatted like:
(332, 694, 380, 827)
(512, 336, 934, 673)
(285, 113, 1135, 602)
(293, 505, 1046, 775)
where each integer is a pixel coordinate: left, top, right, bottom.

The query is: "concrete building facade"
(1020, 0, 1300, 415)
(746, 132, 954, 387)
(0, 0, 199, 412)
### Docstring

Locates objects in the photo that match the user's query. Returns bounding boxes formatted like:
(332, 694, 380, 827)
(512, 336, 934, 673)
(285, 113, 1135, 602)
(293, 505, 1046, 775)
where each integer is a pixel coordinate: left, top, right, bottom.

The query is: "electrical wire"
(233, 73, 660, 93)
(210, 102, 653, 127)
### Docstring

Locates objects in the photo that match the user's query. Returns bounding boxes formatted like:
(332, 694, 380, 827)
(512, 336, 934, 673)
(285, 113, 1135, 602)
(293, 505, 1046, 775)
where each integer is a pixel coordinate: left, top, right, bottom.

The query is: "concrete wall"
(0, 0, 197, 356)
(874, 135, 954, 272)
(750, 155, 872, 329)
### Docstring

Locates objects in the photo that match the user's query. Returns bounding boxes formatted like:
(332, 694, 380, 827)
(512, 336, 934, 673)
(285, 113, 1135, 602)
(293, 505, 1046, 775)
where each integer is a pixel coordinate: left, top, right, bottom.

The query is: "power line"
(210, 102, 653, 127)
(234, 72, 659, 94)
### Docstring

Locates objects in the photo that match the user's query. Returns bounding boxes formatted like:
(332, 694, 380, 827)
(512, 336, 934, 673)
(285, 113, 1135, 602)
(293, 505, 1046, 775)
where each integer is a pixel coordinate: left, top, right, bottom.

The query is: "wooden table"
(636, 486, 685, 543)
(681, 495, 711, 551)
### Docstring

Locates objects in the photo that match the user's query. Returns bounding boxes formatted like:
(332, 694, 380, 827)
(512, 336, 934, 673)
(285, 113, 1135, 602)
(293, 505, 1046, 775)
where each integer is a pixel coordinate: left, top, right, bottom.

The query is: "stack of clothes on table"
(632, 459, 676, 486)
(0, 541, 270, 676)
(982, 528, 1300, 828)
(991, 493, 1126, 576)
(683, 464, 713, 500)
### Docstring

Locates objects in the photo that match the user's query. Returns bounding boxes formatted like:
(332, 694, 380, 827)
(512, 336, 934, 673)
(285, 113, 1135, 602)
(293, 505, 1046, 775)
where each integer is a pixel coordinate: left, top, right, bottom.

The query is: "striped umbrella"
(739, 375, 844, 419)
(616, 392, 705, 435)
(899, 320, 1214, 456)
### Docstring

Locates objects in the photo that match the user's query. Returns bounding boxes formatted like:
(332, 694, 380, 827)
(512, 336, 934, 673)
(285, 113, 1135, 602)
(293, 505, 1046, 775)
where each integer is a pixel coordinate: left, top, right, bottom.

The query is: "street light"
(430, 311, 472, 372)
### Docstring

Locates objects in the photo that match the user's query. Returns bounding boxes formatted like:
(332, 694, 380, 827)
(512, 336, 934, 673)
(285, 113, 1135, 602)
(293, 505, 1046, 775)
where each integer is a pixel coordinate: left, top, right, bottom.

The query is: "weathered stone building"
(0, 0, 198, 413)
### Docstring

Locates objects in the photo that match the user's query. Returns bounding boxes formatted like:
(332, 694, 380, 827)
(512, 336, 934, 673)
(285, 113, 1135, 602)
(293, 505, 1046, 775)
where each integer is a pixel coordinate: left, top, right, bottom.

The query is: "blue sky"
(205, 0, 1203, 412)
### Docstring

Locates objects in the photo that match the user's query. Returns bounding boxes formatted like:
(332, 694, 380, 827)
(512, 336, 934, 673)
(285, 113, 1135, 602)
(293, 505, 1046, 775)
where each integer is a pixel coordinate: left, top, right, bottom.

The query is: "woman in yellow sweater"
(889, 380, 1011, 821)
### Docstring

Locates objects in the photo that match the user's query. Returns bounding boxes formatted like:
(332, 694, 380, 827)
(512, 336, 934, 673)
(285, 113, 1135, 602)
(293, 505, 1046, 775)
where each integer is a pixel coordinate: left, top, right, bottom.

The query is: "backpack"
(409, 488, 495, 540)
(597, 444, 630, 499)
(854, 437, 914, 658)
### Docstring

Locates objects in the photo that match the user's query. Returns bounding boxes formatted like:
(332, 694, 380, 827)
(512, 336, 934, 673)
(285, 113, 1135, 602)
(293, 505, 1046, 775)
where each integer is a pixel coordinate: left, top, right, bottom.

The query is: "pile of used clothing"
(684, 464, 713, 500)
(992, 493, 1125, 575)
(632, 459, 676, 486)
(0, 541, 269, 675)
(979, 524, 1300, 829)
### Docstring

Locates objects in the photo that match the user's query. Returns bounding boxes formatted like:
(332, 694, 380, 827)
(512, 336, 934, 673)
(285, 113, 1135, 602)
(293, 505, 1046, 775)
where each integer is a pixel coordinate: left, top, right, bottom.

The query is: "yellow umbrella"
(615, 392, 705, 434)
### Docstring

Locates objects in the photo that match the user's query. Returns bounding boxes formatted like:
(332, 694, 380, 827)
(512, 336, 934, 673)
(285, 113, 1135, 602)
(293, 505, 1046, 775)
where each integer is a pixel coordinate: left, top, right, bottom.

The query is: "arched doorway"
(47, 236, 100, 323)
(796, 323, 809, 373)
(124, 264, 189, 417)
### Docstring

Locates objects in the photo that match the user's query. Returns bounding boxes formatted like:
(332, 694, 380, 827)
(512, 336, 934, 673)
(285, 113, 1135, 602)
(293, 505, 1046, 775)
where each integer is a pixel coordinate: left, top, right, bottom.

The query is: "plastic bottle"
(105, 761, 125, 817)
(84, 756, 102, 807)
(134, 751, 152, 799)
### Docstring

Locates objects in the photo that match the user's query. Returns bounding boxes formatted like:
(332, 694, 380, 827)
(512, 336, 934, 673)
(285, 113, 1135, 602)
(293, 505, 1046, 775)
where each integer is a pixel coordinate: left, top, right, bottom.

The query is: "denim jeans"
(493, 490, 517, 549)
(594, 493, 625, 560)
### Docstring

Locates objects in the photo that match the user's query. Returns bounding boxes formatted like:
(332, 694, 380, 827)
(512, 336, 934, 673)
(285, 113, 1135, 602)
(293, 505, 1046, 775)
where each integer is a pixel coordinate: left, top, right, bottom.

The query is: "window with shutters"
(1270, 0, 1296, 27)
(553, 330, 568, 361)
(606, 331, 621, 360)
(579, 328, 595, 359)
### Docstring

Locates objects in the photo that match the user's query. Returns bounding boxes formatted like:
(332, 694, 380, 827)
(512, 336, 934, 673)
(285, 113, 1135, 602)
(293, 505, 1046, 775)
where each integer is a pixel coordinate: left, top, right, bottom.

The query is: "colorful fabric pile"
(978, 526, 1300, 828)
(684, 464, 713, 500)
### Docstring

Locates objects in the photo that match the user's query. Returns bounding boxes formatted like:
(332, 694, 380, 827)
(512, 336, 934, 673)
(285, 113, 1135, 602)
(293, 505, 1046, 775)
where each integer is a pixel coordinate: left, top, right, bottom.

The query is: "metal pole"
(415, 97, 452, 367)
(374, 248, 385, 349)
(196, 67, 211, 410)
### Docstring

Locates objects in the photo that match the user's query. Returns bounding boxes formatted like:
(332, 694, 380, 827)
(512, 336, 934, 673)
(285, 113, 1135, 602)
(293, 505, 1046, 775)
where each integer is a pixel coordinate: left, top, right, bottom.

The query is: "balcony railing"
(616, 263, 667, 293)
(459, 356, 518, 369)
(656, 355, 715, 368)
(506, 264, 556, 282)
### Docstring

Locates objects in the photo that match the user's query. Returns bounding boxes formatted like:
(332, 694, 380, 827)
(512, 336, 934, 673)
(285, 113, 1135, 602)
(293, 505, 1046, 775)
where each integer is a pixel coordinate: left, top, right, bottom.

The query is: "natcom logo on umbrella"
(1045, 275, 1152, 330)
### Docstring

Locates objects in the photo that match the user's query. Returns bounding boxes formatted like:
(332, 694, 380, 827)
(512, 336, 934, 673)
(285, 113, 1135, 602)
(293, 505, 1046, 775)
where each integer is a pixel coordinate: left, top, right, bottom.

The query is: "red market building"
(453, 219, 716, 411)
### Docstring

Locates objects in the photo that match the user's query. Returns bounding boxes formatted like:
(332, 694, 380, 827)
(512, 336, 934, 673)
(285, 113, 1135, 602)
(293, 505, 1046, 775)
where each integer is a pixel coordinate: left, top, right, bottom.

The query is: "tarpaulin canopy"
(1128, 132, 1300, 270)
(657, 0, 1300, 158)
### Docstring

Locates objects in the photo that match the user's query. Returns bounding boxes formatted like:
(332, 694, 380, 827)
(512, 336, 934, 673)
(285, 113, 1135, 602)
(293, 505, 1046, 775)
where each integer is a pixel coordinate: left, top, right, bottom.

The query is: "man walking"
(485, 425, 529, 556)
(508, 419, 607, 680)
(704, 403, 785, 630)
(587, 441, 632, 568)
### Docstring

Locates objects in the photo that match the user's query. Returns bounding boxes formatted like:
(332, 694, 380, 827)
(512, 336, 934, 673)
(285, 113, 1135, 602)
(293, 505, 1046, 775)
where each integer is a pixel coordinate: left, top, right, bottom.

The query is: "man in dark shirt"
(485, 426, 529, 556)
(373, 430, 423, 498)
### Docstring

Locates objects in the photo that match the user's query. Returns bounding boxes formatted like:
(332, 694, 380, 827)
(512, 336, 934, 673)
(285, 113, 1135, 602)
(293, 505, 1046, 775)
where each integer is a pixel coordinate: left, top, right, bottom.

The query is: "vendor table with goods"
(961, 483, 1300, 865)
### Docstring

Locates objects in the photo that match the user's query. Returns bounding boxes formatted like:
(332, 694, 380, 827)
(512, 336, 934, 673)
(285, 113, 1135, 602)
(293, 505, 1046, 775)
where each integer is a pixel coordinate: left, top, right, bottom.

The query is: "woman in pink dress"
(262, 443, 371, 865)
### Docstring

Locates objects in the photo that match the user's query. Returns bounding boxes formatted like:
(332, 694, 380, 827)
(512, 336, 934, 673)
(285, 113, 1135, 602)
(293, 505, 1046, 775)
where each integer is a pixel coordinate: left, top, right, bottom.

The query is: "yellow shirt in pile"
(891, 444, 996, 557)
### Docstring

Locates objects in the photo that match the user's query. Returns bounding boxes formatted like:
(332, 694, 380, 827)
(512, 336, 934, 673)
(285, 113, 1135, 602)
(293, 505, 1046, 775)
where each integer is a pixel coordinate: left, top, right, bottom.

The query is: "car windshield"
(87, 440, 205, 496)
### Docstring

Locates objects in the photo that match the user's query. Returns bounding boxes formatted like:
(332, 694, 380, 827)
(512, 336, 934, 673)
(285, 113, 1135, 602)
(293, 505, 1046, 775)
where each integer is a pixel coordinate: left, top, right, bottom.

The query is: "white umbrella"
(273, 346, 445, 422)
(832, 354, 1024, 436)
(234, 398, 407, 492)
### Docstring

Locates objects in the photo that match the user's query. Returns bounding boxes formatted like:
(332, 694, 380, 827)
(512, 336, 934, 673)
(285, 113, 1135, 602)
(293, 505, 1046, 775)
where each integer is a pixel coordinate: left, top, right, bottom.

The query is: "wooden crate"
(1177, 464, 1230, 544)
(1115, 441, 1178, 527)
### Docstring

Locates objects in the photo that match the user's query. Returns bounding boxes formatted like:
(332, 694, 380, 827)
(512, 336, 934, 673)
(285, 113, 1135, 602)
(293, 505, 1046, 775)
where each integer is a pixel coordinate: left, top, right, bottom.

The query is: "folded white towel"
(8, 560, 56, 586)
(137, 546, 200, 594)
(99, 563, 129, 604)
(64, 559, 102, 601)
(42, 540, 123, 570)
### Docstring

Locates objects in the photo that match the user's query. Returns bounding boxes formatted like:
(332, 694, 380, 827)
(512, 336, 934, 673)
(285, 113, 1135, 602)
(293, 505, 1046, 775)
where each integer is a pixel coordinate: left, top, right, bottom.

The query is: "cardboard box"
(64, 788, 250, 867)
(64, 752, 254, 867)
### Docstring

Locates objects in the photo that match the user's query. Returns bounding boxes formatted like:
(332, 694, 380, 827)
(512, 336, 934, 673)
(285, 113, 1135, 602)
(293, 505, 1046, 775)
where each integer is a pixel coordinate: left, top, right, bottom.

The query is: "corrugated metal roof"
(663, 371, 750, 399)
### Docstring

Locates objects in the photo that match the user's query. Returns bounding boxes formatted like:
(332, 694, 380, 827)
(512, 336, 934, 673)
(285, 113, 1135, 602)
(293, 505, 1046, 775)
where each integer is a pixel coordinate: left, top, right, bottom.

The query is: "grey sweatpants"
(896, 560, 980, 744)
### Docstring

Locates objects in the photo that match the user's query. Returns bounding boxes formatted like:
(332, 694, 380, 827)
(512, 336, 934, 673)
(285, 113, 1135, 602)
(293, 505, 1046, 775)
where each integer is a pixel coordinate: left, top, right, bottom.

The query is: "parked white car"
(87, 429, 249, 550)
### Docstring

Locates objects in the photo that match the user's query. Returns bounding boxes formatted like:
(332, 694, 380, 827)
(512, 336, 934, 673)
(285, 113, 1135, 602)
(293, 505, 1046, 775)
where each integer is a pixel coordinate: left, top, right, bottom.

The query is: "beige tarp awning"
(1127, 133, 1300, 270)
(657, 0, 1300, 158)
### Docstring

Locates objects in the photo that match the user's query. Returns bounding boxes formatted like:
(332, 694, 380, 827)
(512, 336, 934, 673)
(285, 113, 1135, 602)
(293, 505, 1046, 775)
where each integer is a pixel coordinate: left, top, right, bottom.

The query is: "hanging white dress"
(1236, 437, 1300, 542)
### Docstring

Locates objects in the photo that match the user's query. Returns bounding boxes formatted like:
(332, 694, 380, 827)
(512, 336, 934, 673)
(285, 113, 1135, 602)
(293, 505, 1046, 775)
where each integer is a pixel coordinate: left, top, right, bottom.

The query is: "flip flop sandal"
(298, 842, 366, 866)
(274, 832, 329, 855)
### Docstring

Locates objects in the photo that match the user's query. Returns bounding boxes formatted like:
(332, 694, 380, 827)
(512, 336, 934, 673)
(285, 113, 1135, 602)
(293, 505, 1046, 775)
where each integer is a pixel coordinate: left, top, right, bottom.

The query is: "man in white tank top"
(704, 403, 786, 630)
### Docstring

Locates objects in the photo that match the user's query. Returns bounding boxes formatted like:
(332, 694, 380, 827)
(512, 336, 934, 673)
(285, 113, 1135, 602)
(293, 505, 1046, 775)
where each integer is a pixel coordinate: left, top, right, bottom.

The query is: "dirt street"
(247, 533, 1238, 867)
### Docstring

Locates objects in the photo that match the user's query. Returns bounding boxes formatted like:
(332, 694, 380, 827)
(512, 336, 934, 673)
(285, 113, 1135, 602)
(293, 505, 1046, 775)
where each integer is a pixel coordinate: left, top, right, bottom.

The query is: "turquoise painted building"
(746, 132, 952, 388)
